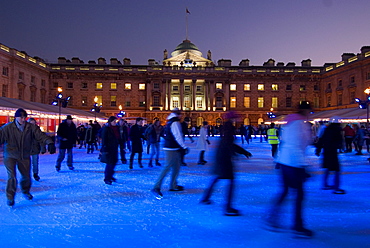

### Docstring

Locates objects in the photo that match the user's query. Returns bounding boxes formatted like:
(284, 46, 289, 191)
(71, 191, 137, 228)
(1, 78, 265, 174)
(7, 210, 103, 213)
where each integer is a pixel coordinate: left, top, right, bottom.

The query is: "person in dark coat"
(28, 118, 46, 181)
(315, 117, 346, 194)
(55, 115, 78, 171)
(117, 119, 129, 164)
(0, 108, 56, 207)
(199, 111, 252, 216)
(100, 116, 120, 185)
(85, 123, 96, 154)
(129, 117, 144, 169)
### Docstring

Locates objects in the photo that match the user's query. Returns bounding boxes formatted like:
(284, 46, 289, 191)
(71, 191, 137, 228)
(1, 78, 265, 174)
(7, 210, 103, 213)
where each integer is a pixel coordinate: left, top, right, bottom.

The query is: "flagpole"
(185, 9, 188, 40)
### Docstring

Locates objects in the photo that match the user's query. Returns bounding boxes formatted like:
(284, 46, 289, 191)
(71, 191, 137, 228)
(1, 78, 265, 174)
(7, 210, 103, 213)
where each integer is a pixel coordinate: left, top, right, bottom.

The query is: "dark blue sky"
(1, 0, 370, 66)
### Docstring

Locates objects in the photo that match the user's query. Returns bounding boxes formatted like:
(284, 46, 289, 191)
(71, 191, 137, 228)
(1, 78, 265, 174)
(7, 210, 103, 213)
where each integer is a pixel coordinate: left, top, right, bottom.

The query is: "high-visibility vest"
(267, 128, 279, 144)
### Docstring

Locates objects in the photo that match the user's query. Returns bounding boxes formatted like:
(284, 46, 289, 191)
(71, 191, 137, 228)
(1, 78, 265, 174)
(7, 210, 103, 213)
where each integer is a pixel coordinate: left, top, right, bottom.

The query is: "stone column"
(192, 79, 197, 111)
(225, 80, 230, 111)
(180, 79, 184, 110)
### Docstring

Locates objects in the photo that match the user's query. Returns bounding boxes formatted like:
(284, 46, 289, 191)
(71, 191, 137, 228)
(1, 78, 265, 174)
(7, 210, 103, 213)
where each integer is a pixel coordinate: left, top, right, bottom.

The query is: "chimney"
(217, 59, 232, 66)
(110, 58, 121, 65)
(263, 58, 275, 67)
(301, 59, 311, 67)
(286, 62, 296, 67)
(239, 59, 250, 66)
(98, 57, 106, 65)
(71, 57, 80, 64)
(58, 57, 67, 64)
(361, 46, 370, 54)
(341, 53, 355, 61)
(123, 58, 131, 65)
(148, 59, 156, 65)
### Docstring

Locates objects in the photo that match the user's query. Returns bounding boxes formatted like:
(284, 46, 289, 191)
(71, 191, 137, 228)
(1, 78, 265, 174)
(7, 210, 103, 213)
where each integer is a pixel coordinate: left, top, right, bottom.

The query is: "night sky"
(1, 0, 370, 66)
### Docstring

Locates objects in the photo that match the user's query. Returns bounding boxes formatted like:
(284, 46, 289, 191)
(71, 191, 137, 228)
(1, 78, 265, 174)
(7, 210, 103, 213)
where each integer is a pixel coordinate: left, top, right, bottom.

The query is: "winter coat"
(100, 123, 119, 165)
(57, 120, 78, 149)
(85, 127, 95, 144)
(275, 113, 312, 168)
(0, 121, 53, 159)
(30, 124, 47, 155)
(319, 123, 342, 171)
(129, 124, 144, 153)
(196, 127, 209, 151)
(147, 124, 164, 144)
(213, 121, 250, 179)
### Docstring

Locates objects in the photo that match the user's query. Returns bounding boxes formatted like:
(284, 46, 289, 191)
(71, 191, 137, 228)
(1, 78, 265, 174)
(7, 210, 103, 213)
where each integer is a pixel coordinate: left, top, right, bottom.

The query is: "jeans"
(4, 157, 31, 200)
(31, 154, 39, 174)
(56, 148, 73, 168)
(149, 142, 160, 161)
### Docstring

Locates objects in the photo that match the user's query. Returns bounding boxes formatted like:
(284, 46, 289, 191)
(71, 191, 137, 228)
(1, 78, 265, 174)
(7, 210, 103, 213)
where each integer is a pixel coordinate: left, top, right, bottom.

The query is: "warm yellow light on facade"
(364, 88, 370, 94)
(119, 105, 122, 110)
(57, 87, 63, 93)
(94, 96, 98, 103)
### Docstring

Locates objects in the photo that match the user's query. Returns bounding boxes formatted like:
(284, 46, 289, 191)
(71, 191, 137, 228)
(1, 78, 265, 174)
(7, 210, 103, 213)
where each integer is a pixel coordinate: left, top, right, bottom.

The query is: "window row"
(80, 96, 145, 108)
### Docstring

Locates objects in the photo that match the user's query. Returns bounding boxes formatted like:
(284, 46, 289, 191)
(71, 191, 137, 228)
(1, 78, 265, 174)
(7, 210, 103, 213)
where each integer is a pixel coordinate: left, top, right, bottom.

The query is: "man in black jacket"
(55, 115, 78, 171)
(0, 108, 55, 207)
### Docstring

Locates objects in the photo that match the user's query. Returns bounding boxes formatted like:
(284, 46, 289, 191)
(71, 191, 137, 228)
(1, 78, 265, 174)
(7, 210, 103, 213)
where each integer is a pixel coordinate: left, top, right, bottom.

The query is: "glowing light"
(1, 45, 10, 52)
(365, 51, 370, 57)
(336, 61, 345, 67)
(16, 51, 26, 58)
(66, 67, 75, 70)
(94, 96, 98, 103)
(284, 70, 293, 73)
(119, 105, 122, 111)
(28, 58, 36, 63)
(57, 87, 63, 93)
(80, 67, 89, 70)
(349, 56, 358, 63)
(325, 66, 333, 71)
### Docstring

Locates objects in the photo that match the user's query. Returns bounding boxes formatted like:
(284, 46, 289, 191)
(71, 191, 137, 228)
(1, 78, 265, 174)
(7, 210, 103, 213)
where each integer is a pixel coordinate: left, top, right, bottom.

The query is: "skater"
(100, 116, 120, 185)
(0, 108, 56, 207)
(55, 115, 78, 171)
(267, 122, 279, 158)
(28, 118, 46, 181)
(265, 101, 314, 238)
(151, 108, 189, 199)
(196, 121, 210, 165)
(147, 119, 164, 167)
(129, 118, 145, 169)
(117, 118, 129, 164)
(85, 123, 96, 154)
(199, 112, 252, 216)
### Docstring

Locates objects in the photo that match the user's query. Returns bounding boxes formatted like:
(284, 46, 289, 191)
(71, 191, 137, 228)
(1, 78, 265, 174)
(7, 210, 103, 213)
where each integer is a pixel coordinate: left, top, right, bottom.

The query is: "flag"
(186, 8, 190, 14)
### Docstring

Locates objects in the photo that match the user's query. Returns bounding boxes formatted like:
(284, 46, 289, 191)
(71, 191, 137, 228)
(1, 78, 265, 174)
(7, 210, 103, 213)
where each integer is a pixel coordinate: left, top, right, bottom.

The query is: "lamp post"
(91, 96, 102, 121)
(267, 108, 276, 122)
(117, 104, 126, 118)
(51, 87, 71, 125)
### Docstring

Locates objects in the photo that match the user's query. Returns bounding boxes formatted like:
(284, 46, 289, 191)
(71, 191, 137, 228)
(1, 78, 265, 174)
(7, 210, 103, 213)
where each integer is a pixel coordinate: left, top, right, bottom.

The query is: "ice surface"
(0, 136, 369, 247)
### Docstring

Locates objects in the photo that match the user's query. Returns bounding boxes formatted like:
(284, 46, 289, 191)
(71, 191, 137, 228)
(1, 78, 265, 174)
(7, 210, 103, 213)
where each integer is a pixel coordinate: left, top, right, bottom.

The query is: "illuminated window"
(300, 85, 306, 91)
(172, 85, 179, 91)
(111, 83, 117, 90)
(95, 96, 103, 105)
(196, 97, 203, 108)
(172, 96, 179, 108)
(272, 84, 278, 91)
(184, 85, 191, 91)
(244, 84, 250, 91)
(110, 96, 117, 107)
(258, 97, 264, 108)
(81, 96, 87, 106)
(139, 83, 145, 90)
(244, 97, 250, 108)
(258, 84, 265, 91)
(184, 96, 190, 108)
(125, 83, 131, 90)
(272, 97, 278, 108)
(196, 85, 202, 92)
(230, 97, 236, 108)
(96, 83, 103, 89)
(286, 97, 292, 108)
(230, 84, 236, 91)
(216, 83, 222, 89)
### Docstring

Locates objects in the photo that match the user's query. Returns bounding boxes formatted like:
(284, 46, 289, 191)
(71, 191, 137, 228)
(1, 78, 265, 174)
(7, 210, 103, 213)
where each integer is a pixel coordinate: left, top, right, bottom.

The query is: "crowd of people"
(1, 105, 369, 239)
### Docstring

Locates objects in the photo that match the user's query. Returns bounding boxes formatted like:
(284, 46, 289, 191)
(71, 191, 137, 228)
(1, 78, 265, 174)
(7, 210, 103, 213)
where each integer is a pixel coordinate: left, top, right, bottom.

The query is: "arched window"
(258, 118, 264, 125)
(244, 118, 250, 125)
(197, 117, 204, 127)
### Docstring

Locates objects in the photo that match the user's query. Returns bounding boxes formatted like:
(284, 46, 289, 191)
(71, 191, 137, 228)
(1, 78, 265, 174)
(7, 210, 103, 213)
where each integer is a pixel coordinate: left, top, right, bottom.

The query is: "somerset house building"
(1, 39, 370, 127)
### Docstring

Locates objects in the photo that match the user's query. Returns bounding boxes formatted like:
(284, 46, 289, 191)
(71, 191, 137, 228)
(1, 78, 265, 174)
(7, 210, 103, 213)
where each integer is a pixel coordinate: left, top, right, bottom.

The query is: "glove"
(244, 151, 252, 158)
(48, 143, 56, 154)
(183, 147, 190, 155)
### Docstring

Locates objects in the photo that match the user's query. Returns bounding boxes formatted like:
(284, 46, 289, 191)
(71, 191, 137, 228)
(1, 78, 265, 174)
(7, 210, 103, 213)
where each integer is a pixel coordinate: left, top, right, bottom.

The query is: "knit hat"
(107, 116, 117, 123)
(14, 108, 27, 118)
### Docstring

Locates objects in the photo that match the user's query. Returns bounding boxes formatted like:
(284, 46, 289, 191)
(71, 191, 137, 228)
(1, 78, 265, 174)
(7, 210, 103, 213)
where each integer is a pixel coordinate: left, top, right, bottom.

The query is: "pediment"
(163, 51, 213, 67)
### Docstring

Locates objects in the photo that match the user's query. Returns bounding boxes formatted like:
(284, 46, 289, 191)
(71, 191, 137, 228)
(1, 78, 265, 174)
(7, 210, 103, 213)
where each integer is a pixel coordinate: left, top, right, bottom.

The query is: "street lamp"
(51, 87, 71, 124)
(267, 108, 276, 121)
(355, 87, 370, 128)
(91, 96, 102, 121)
(117, 104, 126, 118)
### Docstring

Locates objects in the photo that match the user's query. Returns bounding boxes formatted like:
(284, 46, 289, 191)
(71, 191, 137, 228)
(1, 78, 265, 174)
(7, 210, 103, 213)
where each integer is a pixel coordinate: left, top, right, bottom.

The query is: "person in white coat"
(265, 101, 314, 238)
(196, 121, 209, 165)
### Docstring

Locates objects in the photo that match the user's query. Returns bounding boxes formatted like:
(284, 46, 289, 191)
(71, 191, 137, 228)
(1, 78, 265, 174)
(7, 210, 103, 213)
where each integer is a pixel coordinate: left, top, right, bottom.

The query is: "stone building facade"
(1, 40, 370, 126)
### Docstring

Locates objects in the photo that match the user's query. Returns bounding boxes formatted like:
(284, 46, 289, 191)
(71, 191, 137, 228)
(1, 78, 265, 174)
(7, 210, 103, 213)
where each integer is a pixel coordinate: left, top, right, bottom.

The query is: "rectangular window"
(216, 96, 223, 107)
(139, 96, 145, 107)
(272, 97, 278, 108)
(327, 83, 331, 90)
(125, 97, 131, 107)
(272, 84, 278, 91)
(230, 97, 236, 108)
(153, 95, 160, 106)
(81, 96, 87, 106)
(110, 96, 117, 107)
(196, 97, 203, 108)
(338, 79, 342, 87)
(2, 67, 9, 76)
(19, 72, 24, 80)
(154, 83, 159, 89)
(244, 84, 250, 91)
(125, 83, 131, 90)
(172, 96, 179, 108)
(367, 73, 370, 80)
(111, 83, 117, 90)
(350, 91, 355, 103)
(18, 88, 24, 100)
(31, 76, 36, 84)
(184, 85, 191, 91)
(286, 97, 292, 108)
(216, 83, 222, 89)
(313, 97, 319, 108)
(96, 83, 103, 89)
(196, 85, 202, 92)
(230, 84, 236, 91)
(338, 94, 343, 106)
(286, 84, 292, 91)
(41, 79, 46, 87)
(258, 84, 264, 91)
(244, 97, 250, 108)
(41, 92, 46, 104)
(350, 76, 355, 84)
(300, 85, 306, 91)
(95, 96, 103, 106)
(67, 82, 73, 89)
(184, 96, 190, 108)
(2, 85, 8, 97)
(30, 91, 36, 102)
(258, 97, 264, 108)
(172, 85, 179, 91)
(139, 83, 145, 90)
(327, 96, 331, 107)
(81, 82, 88, 89)
(314, 84, 319, 91)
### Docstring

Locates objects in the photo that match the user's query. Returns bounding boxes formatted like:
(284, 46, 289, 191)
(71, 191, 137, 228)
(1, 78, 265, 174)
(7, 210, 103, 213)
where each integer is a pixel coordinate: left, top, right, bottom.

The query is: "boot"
(148, 160, 153, 168)
(198, 151, 206, 165)
(33, 173, 40, 181)
(155, 159, 161, 166)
